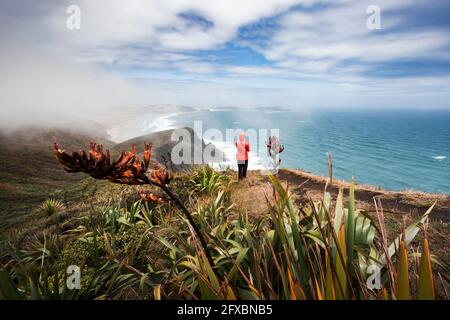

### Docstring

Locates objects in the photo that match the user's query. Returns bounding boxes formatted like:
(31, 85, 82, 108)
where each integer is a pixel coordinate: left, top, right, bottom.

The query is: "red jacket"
(235, 134, 250, 161)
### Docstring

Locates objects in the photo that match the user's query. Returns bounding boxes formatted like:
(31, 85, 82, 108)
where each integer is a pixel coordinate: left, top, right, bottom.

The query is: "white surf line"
(204, 138, 266, 171)
(107, 112, 179, 143)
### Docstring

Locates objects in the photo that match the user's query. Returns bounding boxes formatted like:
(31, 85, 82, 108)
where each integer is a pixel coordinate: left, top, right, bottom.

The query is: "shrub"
(1, 142, 441, 300)
(40, 199, 65, 217)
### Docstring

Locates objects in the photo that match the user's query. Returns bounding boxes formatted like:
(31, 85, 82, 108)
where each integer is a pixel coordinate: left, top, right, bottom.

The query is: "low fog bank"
(0, 39, 145, 135)
(0, 119, 112, 143)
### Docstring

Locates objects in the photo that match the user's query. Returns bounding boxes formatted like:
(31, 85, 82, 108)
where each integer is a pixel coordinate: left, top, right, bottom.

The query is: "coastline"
(203, 137, 266, 171)
(103, 107, 450, 196)
(282, 168, 449, 199)
(107, 112, 180, 143)
(103, 104, 203, 143)
(106, 106, 287, 171)
(275, 169, 450, 221)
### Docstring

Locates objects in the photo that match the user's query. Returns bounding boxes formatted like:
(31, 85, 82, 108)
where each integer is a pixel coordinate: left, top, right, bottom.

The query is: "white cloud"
(47, 0, 306, 51)
(258, 0, 450, 69)
(1, 0, 450, 121)
(0, 33, 146, 129)
(44, 0, 450, 81)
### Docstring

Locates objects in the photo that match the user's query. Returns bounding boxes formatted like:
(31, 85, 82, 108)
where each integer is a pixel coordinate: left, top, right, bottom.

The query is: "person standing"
(235, 132, 250, 180)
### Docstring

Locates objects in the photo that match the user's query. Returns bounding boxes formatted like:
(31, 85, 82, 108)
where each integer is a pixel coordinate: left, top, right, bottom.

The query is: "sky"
(1, 0, 450, 127)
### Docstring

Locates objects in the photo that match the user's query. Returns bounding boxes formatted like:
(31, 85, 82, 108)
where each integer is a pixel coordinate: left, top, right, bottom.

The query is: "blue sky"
(1, 0, 450, 121)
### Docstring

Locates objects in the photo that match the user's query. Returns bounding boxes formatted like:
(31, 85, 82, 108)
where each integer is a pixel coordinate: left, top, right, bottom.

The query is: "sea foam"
(204, 138, 265, 171)
(108, 113, 178, 143)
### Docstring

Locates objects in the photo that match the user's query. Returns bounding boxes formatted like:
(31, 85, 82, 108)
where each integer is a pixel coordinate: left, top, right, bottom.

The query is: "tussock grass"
(1, 167, 447, 300)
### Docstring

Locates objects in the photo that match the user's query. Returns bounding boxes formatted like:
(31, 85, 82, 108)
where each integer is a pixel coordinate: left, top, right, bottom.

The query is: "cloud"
(257, 0, 450, 71)
(0, 29, 146, 130)
(1, 0, 450, 121)
(46, 0, 304, 51)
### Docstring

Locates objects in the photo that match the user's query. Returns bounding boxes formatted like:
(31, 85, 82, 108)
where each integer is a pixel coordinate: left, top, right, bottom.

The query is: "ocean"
(110, 109, 450, 194)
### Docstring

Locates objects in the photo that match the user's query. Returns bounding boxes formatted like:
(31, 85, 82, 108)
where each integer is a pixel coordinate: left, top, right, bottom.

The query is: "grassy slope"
(114, 127, 224, 171)
(0, 127, 210, 242)
(279, 169, 450, 221)
(230, 170, 450, 267)
(0, 127, 448, 265)
(0, 127, 114, 234)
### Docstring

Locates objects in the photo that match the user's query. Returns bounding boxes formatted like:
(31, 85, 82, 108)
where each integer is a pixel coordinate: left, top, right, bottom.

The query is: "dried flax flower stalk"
(54, 141, 214, 268)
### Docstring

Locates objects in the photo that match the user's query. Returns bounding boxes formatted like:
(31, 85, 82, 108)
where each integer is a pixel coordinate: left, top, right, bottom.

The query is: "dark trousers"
(238, 160, 248, 180)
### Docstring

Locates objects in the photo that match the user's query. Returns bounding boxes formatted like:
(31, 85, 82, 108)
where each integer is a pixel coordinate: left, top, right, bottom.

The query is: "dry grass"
(226, 170, 450, 269)
(1, 128, 448, 296)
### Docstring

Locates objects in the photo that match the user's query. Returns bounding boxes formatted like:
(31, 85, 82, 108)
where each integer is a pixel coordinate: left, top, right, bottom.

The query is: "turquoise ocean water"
(166, 110, 450, 194)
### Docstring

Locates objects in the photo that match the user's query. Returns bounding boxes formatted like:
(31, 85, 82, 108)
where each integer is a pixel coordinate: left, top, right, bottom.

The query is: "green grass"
(1, 167, 447, 300)
(0, 128, 112, 234)
(0, 129, 448, 300)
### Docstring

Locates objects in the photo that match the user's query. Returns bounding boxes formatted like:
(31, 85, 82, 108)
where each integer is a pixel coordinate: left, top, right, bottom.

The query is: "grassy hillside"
(1, 165, 448, 300)
(0, 127, 220, 239)
(0, 128, 448, 300)
(0, 127, 114, 233)
(114, 127, 224, 171)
